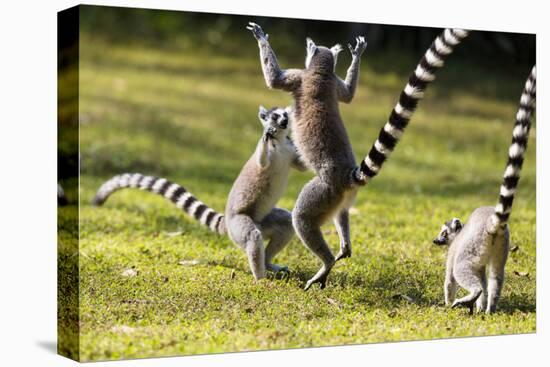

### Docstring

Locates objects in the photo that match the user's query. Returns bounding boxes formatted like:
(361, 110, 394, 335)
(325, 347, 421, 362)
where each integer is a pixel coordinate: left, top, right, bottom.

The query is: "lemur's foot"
(266, 263, 289, 273)
(476, 300, 487, 313)
(304, 277, 327, 291)
(335, 247, 352, 262)
(452, 299, 476, 315)
(246, 22, 268, 42)
(304, 264, 333, 291)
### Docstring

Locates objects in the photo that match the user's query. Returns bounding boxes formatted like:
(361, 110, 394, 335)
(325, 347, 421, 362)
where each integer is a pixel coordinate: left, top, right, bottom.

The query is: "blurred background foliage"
(80, 5, 535, 69)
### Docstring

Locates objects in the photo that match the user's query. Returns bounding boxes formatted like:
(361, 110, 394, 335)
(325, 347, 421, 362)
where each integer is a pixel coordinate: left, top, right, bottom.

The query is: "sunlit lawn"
(61, 33, 535, 361)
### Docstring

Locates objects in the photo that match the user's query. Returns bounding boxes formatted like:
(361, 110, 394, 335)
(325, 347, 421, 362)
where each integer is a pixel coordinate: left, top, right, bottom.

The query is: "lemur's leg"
(487, 251, 508, 314)
(226, 214, 266, 280)
(476, 268, 488, 313)
(293, 177, 341, 290)
(444, 268, 458, 307)
(334, 209, 352, 261)
(259, 208, 294, 273)
(452, 265, 484, 314)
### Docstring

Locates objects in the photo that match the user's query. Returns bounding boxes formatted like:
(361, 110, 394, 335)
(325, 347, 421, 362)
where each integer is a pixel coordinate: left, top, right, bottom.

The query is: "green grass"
(62, 33, 535, 361)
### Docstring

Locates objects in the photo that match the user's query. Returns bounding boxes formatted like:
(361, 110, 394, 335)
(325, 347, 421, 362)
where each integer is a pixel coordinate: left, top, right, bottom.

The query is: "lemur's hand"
(247, 22, 269, 43)
(348, 36, 367, 58)
(263, 126, 276, 141)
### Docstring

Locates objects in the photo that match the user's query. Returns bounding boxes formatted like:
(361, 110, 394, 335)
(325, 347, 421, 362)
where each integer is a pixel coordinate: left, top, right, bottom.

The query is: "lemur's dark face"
(258, 106, 291, 140)
(433, 218, 462, 246)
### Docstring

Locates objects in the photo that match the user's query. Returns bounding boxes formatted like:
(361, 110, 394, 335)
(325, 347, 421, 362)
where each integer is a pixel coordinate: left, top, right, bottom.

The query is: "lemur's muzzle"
(433, 238, 446, 246)
(279, 119, 288, 129)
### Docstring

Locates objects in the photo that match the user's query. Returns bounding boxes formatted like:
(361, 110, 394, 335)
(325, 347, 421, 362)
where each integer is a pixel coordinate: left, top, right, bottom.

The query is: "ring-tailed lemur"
(93, 106, 307, 280)
(433, 66, 536, 314)
(247, 23, 469, 290)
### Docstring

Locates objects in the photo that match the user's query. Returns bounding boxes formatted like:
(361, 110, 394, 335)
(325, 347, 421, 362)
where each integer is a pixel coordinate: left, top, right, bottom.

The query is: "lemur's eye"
(442, 230, 448, 237)
(271, 114, 279, 121)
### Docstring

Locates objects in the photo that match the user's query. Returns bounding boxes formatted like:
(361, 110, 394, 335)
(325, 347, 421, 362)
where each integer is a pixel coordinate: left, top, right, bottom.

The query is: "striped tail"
(488, 66, 536, 234)
(92, 173, 226, 235)
(352, 28, 469, 185)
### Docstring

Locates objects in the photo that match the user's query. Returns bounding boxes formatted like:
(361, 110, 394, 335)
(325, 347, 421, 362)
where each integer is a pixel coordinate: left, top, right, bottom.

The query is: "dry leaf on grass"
(513, 270, 529, 277)
(326, 297, 342, 309)
(111, 325, 136, 334)
(121, 268, 138, 277)
(178, 259, 201, 266)
(165, 231, 183, 237)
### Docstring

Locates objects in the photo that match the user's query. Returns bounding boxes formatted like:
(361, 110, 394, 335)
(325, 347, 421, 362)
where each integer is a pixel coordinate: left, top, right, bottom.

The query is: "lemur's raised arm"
(337, 36, 367, 103)
(256, 132, 271, 168)
(247, 22, 302, 92)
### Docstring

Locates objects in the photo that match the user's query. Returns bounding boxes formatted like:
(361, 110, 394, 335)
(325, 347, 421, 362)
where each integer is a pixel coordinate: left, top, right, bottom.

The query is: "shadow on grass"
(81, 97, 246, 180)
(285, 264, 536, 315)
(497, 292, 536, 314)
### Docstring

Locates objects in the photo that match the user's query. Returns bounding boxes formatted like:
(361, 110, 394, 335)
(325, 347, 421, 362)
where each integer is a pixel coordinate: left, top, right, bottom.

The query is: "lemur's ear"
(305, 37, 317, 68)
(258, 106, 268, 125)
(451, 218, 462, 231)
(330, 44, 343, 70)
(306, 37, 317, 51)
(284, 106, 293, 115)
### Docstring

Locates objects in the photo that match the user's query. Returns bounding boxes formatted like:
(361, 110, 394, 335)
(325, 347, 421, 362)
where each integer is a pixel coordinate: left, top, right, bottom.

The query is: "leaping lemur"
(433, 66, 536, 314)
(93, 106, 307, 280)
(247, 23, 469, 290)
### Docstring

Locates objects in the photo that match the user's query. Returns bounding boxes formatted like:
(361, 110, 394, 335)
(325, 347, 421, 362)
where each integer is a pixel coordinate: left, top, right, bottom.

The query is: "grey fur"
(225, 106, 307, 279)
(434, 208, 509, 314)
(247, 22, 366, 289)
(93, 106, 306, 281)
(433, 66, 536, 314)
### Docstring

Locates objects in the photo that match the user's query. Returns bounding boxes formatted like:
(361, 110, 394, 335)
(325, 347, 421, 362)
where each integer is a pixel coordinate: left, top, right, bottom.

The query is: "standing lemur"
(93, 106, 307, 280)
(247, 23, 469, 289)
(433, 66, 536, 314)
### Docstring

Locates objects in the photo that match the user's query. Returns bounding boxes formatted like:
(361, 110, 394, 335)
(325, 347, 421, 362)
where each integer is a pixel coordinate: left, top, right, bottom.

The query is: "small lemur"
(433, 66, 536, 314)
(247, 23, 469, 289)
(93, 106, 307, 280)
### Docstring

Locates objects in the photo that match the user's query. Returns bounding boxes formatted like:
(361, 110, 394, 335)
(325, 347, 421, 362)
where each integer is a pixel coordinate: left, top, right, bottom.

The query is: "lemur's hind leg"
(444, 268, 458, 307)
(452, 265, 484, 314)
(259, 208, 294, 273)
(487, 251, 507, 313)
(334, 209, 352, 261)
(226, 214, 266, 280)
(476, 268, 488, 313)
(293, 177, 339, 290)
